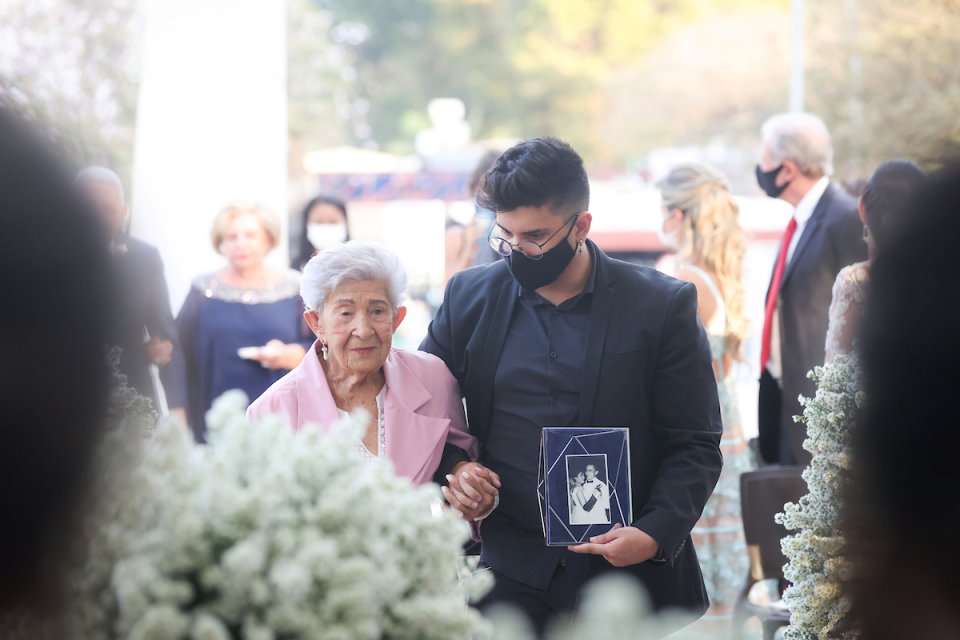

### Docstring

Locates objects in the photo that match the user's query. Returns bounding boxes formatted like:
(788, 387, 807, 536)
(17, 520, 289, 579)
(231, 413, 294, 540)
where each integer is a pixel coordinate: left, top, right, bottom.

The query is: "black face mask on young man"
(756, 164, 789, 198)
(507, 218, 579, 291)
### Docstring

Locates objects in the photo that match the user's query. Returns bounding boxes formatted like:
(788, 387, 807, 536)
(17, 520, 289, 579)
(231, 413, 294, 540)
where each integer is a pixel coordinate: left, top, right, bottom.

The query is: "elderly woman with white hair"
(247, 242, 498, 507)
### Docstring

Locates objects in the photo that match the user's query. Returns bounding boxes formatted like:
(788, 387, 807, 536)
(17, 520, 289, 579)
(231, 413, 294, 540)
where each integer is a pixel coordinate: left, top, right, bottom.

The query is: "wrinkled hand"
(145, 337, 174, 366)
(249, 340, 306, 370)
(441, 461, 501, 521)
(568, 524, 660, 567)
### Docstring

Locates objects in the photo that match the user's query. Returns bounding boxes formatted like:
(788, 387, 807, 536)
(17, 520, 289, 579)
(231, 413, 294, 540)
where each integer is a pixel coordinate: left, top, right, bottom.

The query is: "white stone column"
(130, 0, 288, 311)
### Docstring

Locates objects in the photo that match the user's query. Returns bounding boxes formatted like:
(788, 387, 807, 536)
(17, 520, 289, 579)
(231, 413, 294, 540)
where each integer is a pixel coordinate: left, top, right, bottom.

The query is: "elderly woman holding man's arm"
(247, 241, 499, 519)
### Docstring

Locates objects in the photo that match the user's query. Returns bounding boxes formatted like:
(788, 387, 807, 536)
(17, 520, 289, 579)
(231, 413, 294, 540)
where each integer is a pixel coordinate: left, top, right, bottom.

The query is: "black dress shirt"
(486, 260, 595, 535)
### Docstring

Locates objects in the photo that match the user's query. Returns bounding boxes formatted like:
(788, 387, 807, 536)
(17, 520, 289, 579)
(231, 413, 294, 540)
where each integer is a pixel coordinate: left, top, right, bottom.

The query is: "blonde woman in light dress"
(658, 163, 751, 624)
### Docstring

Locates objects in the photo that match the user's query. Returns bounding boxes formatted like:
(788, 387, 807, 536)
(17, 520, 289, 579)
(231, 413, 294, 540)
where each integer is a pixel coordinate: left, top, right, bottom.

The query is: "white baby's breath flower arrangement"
(63, 389, 487, 640)
(776, 353, 863, 639)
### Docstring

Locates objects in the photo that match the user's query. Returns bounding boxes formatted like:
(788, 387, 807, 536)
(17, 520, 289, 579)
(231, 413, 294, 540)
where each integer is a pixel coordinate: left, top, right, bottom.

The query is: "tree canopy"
(2, 0, 956, 182)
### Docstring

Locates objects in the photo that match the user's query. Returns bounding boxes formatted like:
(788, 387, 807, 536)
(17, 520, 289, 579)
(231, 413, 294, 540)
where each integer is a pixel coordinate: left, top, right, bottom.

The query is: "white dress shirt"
(768, 176, 831, 379)
(786, 176, 830, 264)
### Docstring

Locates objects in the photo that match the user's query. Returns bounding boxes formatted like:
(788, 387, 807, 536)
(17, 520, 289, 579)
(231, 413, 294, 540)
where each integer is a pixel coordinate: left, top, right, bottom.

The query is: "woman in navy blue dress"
(169, 204, 312, 441)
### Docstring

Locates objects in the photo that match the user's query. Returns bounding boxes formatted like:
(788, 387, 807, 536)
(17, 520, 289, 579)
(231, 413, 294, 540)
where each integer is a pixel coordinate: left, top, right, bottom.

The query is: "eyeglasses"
(487, 212, 580, 260)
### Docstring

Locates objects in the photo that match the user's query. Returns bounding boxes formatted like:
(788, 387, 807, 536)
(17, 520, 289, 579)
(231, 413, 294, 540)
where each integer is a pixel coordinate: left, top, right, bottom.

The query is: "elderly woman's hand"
(249, 339, 307, 370)
(442, 461, 501, 521)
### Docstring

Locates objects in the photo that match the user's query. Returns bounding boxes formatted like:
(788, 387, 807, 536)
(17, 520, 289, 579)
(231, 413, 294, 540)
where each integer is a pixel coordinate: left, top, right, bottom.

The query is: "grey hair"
(74, 165, 125, 201)
(761, 112, 834, 177)
(300, 241, 407, 311)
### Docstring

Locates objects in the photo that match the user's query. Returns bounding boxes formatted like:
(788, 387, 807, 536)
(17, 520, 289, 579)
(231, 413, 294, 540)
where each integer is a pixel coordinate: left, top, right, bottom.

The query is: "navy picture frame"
(538, 427, 633, 546)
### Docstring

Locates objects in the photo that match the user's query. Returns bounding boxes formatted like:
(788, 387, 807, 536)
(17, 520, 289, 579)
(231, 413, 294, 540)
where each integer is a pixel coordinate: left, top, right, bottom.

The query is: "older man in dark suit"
(75, 167, 183, 417)
(421, 137, 722, 634)
(755, 113, 867, 466)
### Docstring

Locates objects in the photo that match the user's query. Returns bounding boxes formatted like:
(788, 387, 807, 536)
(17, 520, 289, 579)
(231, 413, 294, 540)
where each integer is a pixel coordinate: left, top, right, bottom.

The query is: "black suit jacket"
(421, 242, 722, 614)
(108, 236, 180, 408)
(758, 183, 866, 465)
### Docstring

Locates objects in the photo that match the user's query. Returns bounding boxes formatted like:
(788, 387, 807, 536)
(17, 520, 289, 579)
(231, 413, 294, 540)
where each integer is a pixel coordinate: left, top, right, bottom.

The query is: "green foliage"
(4, 0, 957, 176)
(290, 0, 728, 158)
(806, 0, 960, 177)
(0, 0, 141, 179)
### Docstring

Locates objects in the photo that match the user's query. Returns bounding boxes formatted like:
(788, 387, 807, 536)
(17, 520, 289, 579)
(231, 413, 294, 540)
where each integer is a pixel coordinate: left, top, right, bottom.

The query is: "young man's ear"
(575, 211, 593, 242)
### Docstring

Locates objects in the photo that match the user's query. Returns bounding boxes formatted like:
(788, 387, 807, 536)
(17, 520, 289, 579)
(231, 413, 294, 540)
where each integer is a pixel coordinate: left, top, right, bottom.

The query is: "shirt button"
(559, 557, 567, 567)
(552, 310, 559, 316)
(550, 351, 558, 359)
(550, 391, 558, 400)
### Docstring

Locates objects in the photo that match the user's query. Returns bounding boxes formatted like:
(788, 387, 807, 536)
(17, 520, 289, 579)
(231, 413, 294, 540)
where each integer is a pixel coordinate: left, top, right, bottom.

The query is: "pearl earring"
(321, 343, 329, 361)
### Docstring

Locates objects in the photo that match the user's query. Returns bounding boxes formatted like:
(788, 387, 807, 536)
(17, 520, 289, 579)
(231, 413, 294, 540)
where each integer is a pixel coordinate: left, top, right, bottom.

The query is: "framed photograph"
(538, 427, 632, 546)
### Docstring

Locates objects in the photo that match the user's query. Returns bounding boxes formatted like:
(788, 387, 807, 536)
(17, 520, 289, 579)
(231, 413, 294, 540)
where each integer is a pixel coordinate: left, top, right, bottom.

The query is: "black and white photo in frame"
(566, 454, 610, 525)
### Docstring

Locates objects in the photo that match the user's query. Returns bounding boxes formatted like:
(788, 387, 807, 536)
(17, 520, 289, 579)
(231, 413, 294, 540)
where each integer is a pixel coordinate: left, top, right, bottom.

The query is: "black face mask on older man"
(756, 164, 790, 198)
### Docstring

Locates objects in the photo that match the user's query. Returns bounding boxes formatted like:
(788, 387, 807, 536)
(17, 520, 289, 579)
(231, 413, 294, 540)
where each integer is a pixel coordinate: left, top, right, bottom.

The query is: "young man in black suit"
(421, 137, 722, 633)
(754, 113, 867, 466)
(75, 166, 183, 418)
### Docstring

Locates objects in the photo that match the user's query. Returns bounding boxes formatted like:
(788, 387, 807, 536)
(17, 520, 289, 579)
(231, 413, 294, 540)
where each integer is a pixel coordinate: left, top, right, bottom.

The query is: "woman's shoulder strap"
(680, 264, 724, 309)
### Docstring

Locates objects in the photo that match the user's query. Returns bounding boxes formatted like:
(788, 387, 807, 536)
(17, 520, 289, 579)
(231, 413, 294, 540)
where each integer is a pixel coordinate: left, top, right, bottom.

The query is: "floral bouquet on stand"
(60, 389, 489, 640)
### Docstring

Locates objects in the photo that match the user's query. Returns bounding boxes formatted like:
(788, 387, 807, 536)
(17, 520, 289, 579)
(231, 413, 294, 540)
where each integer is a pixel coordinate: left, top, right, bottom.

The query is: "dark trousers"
(758, 368, 811, 466)
(477, 562, 579, 637)
(757, 368, 782, 464)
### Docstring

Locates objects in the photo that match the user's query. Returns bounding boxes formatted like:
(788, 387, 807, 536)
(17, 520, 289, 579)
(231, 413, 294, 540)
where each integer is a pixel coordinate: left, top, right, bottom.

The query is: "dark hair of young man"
(476, 137, 590, 215)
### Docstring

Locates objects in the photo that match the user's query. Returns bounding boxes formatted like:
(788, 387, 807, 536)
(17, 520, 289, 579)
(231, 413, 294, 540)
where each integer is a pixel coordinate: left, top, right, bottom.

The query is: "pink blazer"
(246, 342, 478, 485)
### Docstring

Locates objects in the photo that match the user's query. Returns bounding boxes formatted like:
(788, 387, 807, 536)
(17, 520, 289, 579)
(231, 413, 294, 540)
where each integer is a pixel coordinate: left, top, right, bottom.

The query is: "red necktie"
(760, 216, 798, 370)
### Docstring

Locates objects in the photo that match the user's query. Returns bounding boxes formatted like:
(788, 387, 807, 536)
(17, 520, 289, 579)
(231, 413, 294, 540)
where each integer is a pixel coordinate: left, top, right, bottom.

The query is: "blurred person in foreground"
(755, 112, 866, 466)
(823, 160, 928, 362)
(853, 164, 960, 639)
(0, 108, 112, 615)
(443, 149, 502, 285)
(292, 194, 350, 271)
(658, 163, 752, 624)
(74, 166, 181, 417)
(422, 137, 722, 634)
(247, 241, 493, 489)
(169, 203, 313, 441)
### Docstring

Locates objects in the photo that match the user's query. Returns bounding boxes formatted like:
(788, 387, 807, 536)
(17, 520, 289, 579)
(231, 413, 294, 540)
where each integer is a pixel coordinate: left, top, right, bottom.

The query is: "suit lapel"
(579, 247, 615, 424)
(382, 351, 450, 482)
(781, 184, 834, 288)
(470, 280, 517, 442)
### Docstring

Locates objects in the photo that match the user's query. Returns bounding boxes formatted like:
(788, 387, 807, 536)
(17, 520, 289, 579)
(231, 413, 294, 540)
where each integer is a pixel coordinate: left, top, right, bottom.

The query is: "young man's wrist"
(473, 494, 500, 521)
